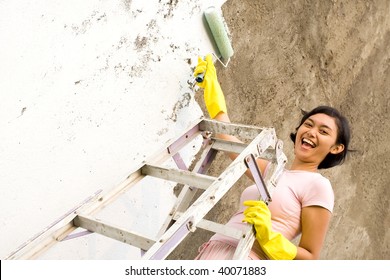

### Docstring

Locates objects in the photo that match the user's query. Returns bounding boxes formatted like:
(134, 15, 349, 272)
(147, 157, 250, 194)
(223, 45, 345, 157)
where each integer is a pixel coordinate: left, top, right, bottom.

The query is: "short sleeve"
(301, 176, 334, 213)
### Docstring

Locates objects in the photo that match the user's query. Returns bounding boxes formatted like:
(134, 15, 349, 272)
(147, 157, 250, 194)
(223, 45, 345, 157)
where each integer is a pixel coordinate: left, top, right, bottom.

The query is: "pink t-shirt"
(210, 169, 334, 258)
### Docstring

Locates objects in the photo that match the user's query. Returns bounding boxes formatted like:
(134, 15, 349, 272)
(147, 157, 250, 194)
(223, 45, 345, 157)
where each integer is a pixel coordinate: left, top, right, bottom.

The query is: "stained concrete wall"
(170, 0, 390, 260)
(0, 0, 227, 259)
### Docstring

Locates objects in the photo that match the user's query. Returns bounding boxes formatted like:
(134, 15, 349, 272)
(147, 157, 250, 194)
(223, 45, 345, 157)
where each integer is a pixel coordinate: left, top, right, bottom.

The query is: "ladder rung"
(212, 138, 248, 153)
(141, 164, 216, 190)
(212, 138, 275, 161)
(73, 214, 156, 251)
(197, 219, 244, 240)
(173, 212, 243, 240)
(199, 119, 264, 140)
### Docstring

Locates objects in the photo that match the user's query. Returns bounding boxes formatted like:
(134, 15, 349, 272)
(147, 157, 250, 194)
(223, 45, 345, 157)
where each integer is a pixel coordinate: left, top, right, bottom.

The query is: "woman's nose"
(305, 128, 316, 138)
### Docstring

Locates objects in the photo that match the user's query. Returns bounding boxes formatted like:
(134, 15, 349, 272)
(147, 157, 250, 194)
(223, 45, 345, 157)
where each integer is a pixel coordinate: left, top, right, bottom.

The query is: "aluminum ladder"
(5, 117, 287, 260)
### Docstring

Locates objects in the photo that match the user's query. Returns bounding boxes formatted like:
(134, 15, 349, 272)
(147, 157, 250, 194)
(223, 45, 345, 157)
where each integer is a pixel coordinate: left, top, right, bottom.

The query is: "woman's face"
(294, 113, 344, 167)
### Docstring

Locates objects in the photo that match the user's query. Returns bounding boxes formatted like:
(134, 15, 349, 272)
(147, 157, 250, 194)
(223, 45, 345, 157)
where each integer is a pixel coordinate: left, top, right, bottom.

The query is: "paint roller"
(196, 6, 234, 83)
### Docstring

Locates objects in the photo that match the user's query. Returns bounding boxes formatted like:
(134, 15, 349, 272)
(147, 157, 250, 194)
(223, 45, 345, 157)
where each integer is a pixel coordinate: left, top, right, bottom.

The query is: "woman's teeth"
(302, 138, 316, 148)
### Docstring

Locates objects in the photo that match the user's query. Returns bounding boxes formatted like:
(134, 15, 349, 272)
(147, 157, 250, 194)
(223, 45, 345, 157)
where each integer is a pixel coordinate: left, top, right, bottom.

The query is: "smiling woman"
(290, 107, 351, 170)
(193, 55, 352, 260)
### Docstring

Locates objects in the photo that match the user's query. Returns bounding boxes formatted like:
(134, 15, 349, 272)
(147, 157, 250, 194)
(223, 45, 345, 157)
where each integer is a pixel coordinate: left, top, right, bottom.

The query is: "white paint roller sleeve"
(204, 6, 234, 61)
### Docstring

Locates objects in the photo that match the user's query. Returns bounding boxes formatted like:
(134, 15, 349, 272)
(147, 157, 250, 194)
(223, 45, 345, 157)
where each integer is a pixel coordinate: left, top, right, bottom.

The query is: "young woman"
(193, 55, 351, 260)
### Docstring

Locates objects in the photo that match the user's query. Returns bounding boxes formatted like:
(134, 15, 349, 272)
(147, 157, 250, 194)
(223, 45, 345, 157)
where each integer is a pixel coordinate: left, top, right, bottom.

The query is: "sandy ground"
(169, 0, 389, 259)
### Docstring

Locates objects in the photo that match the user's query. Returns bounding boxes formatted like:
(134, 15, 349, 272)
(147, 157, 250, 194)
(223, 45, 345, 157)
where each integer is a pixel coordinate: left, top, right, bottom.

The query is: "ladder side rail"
(5, 190, 102, 260)
(233, 224, 257, 260)
(148, 217, 194, 260)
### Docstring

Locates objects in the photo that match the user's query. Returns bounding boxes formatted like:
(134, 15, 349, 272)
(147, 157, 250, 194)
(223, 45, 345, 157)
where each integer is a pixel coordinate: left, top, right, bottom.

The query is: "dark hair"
(290, 106, 351, 169)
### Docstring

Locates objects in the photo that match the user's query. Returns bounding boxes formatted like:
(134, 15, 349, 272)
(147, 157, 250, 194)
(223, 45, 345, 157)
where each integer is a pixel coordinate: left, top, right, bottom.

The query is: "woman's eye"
(320, 130, 328, 135)
(304, 122, 312, 127)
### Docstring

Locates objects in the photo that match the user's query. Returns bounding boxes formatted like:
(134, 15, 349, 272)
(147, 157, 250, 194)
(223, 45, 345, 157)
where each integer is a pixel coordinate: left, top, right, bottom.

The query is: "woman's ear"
(330, 144, 345, 155)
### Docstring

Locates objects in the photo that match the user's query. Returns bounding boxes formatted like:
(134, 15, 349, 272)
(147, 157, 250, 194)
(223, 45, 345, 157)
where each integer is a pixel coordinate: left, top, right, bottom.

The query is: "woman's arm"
(243, 202, 331, 260)
(295, 206, 332, 259)
(194, 55, 269, 181)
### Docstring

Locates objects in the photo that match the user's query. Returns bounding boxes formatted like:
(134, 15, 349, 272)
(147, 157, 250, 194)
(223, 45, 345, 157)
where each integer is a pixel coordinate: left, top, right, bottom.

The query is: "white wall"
(0, 0, 227, 259)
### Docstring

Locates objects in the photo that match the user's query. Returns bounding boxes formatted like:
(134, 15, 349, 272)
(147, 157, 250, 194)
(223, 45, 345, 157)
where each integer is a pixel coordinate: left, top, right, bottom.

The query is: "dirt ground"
(169, 0, 389, 259)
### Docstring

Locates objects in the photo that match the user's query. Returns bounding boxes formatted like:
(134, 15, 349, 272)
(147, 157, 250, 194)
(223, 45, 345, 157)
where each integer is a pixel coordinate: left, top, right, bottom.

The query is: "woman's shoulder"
(284, 170, 334, 204)
(281, 169, 333, 196)
(283, 169, 331, 183)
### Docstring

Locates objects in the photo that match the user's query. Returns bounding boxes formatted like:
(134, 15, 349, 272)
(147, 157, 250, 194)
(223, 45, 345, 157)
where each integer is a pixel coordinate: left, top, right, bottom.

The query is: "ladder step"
(199, 119, 264, 140)
(73, 214, 156, 251)
(212, 138, 275, 161)
(197, 219, 243, 240)
(141, 164, 216, 190)
(174, 212, 243, 240)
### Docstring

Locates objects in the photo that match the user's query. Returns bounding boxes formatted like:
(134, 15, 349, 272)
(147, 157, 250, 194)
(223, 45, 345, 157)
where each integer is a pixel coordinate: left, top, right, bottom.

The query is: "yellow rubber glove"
(243, 200, 297, 260)
(194, 54, 227, 119)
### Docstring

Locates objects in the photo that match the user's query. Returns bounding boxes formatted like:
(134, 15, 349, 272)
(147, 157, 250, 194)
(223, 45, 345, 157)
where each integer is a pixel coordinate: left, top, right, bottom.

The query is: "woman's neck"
(289, 159, 319, 172)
